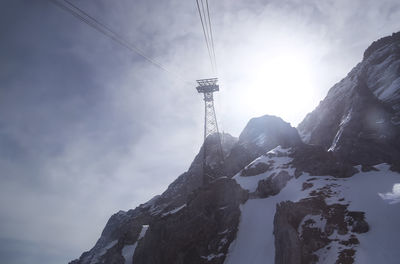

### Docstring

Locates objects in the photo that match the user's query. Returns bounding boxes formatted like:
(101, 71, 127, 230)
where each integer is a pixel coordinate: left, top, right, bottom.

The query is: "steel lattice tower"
(196, 78, 224, 185)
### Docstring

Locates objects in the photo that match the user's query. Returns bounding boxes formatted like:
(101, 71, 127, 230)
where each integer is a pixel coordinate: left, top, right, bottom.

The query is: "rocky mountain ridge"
(298, 32, 400, 167)
(70, 32, 400, 264)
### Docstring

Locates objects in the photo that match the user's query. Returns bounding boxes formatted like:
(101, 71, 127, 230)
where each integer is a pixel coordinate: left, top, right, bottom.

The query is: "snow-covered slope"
(225, 146, 400, 264)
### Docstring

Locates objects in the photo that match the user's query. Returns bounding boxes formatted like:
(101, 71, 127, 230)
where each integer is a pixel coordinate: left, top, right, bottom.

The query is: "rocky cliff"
(70, 32, 400, 264)
(298, 32, 400, 167)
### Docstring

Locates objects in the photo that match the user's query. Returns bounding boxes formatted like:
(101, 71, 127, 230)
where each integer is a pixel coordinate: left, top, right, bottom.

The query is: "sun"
(241, 50, 316, 126)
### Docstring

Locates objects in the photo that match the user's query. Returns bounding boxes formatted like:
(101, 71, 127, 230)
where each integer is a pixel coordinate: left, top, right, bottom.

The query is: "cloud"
(379, 183, 400, 204)
(0, 0, 400, 263)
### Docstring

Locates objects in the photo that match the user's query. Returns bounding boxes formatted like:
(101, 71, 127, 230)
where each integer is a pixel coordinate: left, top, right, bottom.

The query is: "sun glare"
(241, 50, 316, 126)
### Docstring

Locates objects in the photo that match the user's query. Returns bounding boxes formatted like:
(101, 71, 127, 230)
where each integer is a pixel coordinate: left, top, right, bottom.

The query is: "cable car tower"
(196, 78, 224, 185)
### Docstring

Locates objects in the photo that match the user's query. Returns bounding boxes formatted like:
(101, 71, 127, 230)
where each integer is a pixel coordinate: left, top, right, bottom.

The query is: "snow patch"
(89, 240, 118, 264)
(122, 244, 136, 264)
(328, 109, 352, 152)
(340, 167, 400, 263)
(138, 225, 149, 240)
(218, 229, 229, 235)
(201, 253, 224, 261)
(121, 225, 149, 264)
(233, 146, 293, 192)
(161, 204, 186, 217)
(226, 156, 400, 264)
(224, 175, 309, 264)
(315, 240, 345, 264)
(254, 133, 266, 146)
(298, 214, 327, 235)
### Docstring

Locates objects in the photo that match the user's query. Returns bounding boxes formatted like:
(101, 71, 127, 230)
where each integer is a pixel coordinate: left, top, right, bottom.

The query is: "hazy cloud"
(0, 0, 399, 263)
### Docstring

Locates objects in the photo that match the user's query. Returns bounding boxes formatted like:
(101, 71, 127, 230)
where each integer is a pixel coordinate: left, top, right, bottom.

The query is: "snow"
(201, 253, 224, 261)
(161, 204, 186, 217)
(122, 244, 136, 264)
(372, 65, 400, 103)
(306, 164, 400, 263)
(138, 225, 149, 239)
(226, 143, 400, 264)
(254, 133, 266, 146)
(328, 109, 352, 152)
(233, 146, 293, 192)
(341, 165, 400, 264)
(298, 215, 327, 235)
(89, 240, 118, 264)
(322, 229, 355, 262)
(218, 229, 229, 235)
(121, 225, 149, 264)
(225, 174, 310, 264)
(315, 239, 349, 264)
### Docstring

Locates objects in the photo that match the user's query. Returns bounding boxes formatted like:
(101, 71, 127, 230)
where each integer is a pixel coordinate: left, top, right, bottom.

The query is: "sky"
(0, 0, 399, 263)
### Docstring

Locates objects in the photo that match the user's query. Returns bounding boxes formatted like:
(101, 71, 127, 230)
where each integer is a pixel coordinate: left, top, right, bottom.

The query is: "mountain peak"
(363, 31, 400, 60)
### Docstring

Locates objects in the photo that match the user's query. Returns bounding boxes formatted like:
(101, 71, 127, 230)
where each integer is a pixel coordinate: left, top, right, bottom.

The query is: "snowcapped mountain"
(70, 32, 400, 264)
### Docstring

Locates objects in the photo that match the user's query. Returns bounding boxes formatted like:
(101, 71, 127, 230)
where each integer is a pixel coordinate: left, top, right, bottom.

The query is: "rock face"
(224, 115, 302, 176)
(274, 192, 368, 264)
(71, 32, 400, 264)
(70, 115, 301, 264)
(298, 32, 400, 167)
(256, 170, 292, 198)
(133, 178, 248, 264)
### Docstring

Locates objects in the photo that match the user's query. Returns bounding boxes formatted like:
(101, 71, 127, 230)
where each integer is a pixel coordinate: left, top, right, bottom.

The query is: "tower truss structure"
(196, 78, 224, 185)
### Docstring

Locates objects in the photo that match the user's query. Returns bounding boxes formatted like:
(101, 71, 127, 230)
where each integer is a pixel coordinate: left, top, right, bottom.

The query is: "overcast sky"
(0, 0, 399, 263)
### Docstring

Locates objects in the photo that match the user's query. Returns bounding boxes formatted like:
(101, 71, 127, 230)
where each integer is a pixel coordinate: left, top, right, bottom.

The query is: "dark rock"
(302, 182, 313, 191)
(241, 161, 271, 176)
(361, 165, 379, 172)
(256, 170, 292, 198)
(363, 32, 400, 59)
(298, 31, 400, 166)
(224, 115, 302, 176)
(337, 249, 356, 264)
(347, 211, 369, 233)
(290, 144, 358, 178)
(133, 178, 248, 264)
(274, 191, 369, 264)
(69, 209, 152, 264)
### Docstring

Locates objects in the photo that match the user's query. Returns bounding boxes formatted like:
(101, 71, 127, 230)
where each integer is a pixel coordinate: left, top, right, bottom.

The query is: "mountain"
(70, 32, 400, 264)
(298, 32, 400, 167)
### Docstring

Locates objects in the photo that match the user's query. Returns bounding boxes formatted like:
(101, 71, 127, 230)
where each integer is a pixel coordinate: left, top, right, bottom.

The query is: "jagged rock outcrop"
(298, 32, 400, 167)
(290, 144, 358, 178)
(274, 186, 369, 264)
(224, 115, 302, 176)
(133, 178, 248, 264)
(256, 170, 292, 198)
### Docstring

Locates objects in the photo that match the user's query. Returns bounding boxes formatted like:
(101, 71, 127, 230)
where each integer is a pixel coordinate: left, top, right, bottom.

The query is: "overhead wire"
(195, 0, 215, 73)
(48, 0, 190, 84)
(205, 0, 217, 74)
(200, 0, 214, 73)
